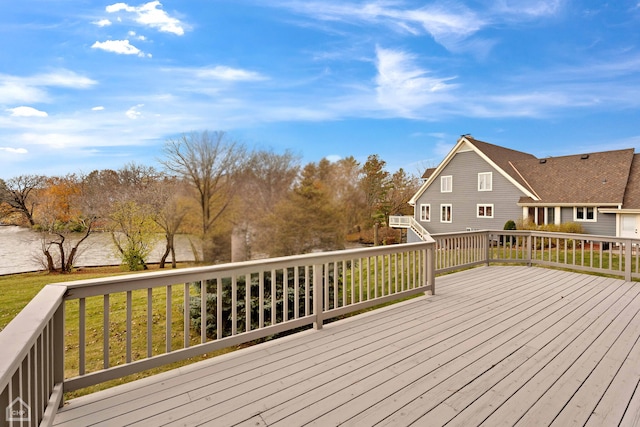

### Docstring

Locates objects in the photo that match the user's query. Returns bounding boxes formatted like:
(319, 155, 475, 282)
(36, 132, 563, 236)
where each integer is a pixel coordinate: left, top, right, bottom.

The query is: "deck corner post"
(485, 231, 491, 266)
(313, 264, 324, 330)
(53, 298, 65, 406)
(425, 246, 435, 296)
(625, 239, 633, 282)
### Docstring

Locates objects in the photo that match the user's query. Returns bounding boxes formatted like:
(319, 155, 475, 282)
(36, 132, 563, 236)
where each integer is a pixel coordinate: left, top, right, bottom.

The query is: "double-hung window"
(441, 175, 452, 193)
(575, 206, 596, 222)
(477, 204, 494, 218)
(478, 172, 492, 191)
(441, 204, 452, 223)
(420, 204, 430, 222)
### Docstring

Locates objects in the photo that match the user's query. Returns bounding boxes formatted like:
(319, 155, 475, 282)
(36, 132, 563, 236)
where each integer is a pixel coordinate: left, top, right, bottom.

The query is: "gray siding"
(414, 150, 526, 234)
(559, 207, 617, 236)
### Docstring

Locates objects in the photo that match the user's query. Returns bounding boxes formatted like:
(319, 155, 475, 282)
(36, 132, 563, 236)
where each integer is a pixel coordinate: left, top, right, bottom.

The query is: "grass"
(0, 264, 238, 399)
(2, 251, 433, 402)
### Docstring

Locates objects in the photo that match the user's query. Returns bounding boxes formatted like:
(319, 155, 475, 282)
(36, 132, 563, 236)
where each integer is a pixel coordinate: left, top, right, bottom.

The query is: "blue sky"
(2, 1, 640, 180)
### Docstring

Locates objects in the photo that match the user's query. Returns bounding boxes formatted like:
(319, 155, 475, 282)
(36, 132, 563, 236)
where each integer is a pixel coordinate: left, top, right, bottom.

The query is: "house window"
(441, 204, 452, 223)
(441, 175, 452, 193)
(420, 204, 430, 222)
(477, 204, 494, 218)
(575, 206, 597, 222)
(478, 172, 492, 191)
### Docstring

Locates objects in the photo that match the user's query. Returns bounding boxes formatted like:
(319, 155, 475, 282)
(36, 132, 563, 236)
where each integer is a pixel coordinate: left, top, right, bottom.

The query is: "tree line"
(0, 131, 419, 273)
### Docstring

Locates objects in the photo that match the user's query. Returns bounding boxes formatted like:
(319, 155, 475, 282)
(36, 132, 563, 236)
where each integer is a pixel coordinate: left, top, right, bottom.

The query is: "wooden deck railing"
(4, 229, 640, 425)
(0, 241, 435, 426)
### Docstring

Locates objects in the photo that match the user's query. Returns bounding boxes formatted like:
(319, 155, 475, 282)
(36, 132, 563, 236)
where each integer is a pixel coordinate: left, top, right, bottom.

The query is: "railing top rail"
(57, 241, 435, 299)
(0, 284, 66, 392)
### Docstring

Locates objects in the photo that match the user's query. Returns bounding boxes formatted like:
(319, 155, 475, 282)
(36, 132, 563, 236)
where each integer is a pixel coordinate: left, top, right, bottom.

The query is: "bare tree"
(147, 176, 190, 268)
(0, 174, 45, 226)
(233, 149, 300, 260)
(161, 131, 247, 263)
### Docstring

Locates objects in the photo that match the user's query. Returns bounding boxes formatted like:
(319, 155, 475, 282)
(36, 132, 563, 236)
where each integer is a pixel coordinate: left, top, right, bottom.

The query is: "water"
(0, 225, 199, 275)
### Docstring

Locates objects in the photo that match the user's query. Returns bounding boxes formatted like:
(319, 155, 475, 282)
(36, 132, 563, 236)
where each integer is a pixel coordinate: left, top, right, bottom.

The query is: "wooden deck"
(52, 266, 640, 426)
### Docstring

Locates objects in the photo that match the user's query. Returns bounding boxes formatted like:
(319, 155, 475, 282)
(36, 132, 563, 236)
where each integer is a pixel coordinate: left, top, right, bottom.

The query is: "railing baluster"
(294, 267, 300, 319)
(342, 260, 347, 308)
(246, 274, 252, 332)
(79, 298, 85, 376)
(231, 275, 237, 336)
(166, 285, 172, 353)
(259, 272, 265, 326)
(126, 291, 132, 363)
(200, 281, 206, 344)
(147, 289, 152, 357)
(305, 266, 310, 315)
(183, 283, 189, 348)
(284, 269, 289, 321)
(270, 269, 276, 326)
(216, 278, 222, 339)
(103, 294, 110, 365)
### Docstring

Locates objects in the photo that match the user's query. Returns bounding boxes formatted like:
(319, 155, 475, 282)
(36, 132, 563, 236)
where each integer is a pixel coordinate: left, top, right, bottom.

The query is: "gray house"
(405, 135, 640, 242)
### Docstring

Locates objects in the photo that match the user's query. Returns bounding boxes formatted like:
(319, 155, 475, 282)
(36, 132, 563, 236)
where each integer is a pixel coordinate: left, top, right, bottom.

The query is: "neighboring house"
(404, 135, 640, 242)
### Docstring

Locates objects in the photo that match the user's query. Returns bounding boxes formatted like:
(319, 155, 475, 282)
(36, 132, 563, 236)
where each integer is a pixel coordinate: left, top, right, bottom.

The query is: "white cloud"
(491, 0, 563, 18)
(0, 70, 97, 104)
(374, 46, 456, 116)
(8, 106, 48, 117)
(92, 106, 105, 111)
(0, 147, 28, 154)
(126, 104, 144, 119)
(275, 1, 485, 51)
(92, 39, 146, 57)
(105, 1, 186, 35)
(93, 19, 112, 27)
(194, 66, 267, 81)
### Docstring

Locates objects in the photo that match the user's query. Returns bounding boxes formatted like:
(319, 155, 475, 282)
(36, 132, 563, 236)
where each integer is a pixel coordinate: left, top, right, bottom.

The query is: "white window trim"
(478, 172, 492, 191)
(441, 175, 452, 193)
(440, 204, 452, 223)
(477, 204, 494, 218)
(420, 204, 431, 222)
(574, 206, 597, 222)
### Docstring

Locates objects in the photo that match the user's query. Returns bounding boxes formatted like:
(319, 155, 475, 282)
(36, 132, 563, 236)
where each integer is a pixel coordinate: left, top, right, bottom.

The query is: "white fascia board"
(409, 136, 537, 204)
(409, 137, 468, 205)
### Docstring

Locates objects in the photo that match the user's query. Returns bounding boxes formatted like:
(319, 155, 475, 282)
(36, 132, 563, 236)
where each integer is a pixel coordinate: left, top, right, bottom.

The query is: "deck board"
(52, 266, 640, 426)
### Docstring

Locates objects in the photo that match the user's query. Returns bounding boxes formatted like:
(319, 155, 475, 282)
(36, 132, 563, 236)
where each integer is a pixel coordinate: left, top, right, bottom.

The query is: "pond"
(0, 225, 199, 276)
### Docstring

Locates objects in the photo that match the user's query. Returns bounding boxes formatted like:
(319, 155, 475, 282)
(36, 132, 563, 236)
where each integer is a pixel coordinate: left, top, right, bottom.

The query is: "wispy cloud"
(93, 19, 112, 27)
(374, 46, 456, 117)
(193, 66, 268, 81)
(105, 1, 186, 35)
(275, 1, 484, 51)
(0, 70, 96, 104)
(0, 147, 28, 154)
(126, 104, 144, 119)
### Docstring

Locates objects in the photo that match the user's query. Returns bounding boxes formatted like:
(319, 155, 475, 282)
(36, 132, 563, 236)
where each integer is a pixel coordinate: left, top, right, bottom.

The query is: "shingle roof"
(511, 148, 635, 205)
(622, 154, 640, 209)
(465, 137, 537, 191)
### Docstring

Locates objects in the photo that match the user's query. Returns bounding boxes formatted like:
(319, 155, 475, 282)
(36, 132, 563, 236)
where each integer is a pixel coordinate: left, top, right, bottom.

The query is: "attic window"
(539, 159, 547, 164)
(581, 154, 589, 160)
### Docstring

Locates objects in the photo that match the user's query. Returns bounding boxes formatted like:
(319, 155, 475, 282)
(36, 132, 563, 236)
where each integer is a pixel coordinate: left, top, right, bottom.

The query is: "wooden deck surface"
(52, 266, 640, 426)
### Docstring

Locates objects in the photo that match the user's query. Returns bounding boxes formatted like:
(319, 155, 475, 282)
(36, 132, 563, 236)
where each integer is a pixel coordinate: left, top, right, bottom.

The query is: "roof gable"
(409, 136, 537, 204)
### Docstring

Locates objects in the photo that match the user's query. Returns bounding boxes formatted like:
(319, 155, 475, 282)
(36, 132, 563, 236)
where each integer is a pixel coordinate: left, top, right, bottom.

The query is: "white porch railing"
(389, 215, 431, 242)
(0, 242, 435, 426)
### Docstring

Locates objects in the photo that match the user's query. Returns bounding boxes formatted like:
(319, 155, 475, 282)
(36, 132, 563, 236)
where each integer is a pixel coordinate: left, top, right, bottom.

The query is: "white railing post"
(313, 264, 324, 330)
